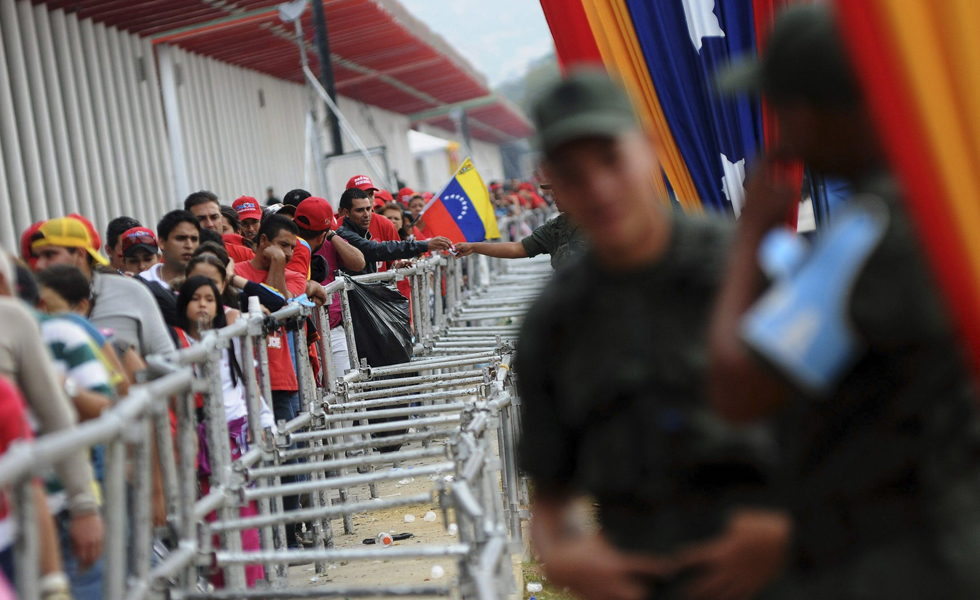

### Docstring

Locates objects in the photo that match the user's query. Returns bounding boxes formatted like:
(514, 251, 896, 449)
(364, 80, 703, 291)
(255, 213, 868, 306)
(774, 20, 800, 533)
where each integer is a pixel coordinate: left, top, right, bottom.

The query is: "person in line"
(184, 190, 223, 232)
(103, 216, 141, 273)
(407, 194, 433, 240)
(119, 227, 160, 276)
(710, 6, 980, 598)
(266, 187, 281, 207)
(34, 265, 132, 398)
(218, 205, 241, 235)
(175, 275, 274, 588)
(0, 253, 104, 586)
(454, 184, 584, 270)
(381, 202, 412, 241)
(140, 211, 201, 289)
(233, 214, 307, 549)
(335, 188, 452, 275)
(0, 374, 72, 600)
(231, 196, 263, 243)
(31, 217, 176, 359)
(17, 270, 113, 600)
(516, 70, 789, 600)
(292, 197, 365, 379)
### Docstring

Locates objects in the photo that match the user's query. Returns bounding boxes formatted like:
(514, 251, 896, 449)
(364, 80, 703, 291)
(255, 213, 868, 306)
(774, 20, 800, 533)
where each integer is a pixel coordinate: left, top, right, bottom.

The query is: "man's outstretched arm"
(454, 241, 528, 259)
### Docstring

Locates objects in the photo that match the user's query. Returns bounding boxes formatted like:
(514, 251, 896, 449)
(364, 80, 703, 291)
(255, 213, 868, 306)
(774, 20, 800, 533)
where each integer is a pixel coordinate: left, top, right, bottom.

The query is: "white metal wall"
(414, 123, 507, 192)
(0, 0, 174, 249)
(0, 0, 510, 252)
(165, 46, 312, 206)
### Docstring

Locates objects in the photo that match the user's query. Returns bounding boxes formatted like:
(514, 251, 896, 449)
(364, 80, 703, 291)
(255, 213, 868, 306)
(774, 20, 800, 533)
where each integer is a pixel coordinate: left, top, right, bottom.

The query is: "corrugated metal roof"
(37, 0, 533, 143)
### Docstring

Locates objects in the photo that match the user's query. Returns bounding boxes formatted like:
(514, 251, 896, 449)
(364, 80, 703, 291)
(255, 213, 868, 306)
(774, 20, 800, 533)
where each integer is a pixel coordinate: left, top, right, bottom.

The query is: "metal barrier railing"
(0, 208, 554, 599)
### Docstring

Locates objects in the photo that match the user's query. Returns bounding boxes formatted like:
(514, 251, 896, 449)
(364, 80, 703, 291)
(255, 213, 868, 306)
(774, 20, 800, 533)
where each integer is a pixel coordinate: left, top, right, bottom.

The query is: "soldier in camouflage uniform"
(516, 71, 790, 600)
(712, 6, 980, 599)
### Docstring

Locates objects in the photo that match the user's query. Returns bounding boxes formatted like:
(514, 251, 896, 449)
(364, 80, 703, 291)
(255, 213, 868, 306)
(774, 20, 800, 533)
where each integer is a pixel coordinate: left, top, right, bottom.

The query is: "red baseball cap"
(293, 197, 335, 233)
(233, 196, 262, 221)
(120, 227, 159, 257)
(397, 187, 415, 205)
(20, 220, 45, 264)
(66, 213, 101, 252)
(374, 190, 394, 208)
(346, 175, 378, 192)
(422, 192, 434, 201)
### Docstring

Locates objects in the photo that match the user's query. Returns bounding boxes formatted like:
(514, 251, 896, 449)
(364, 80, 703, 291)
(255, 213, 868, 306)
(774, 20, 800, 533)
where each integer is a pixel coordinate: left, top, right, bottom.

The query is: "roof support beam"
(408, 95, 499, 122)
(149, 7, 278, 44)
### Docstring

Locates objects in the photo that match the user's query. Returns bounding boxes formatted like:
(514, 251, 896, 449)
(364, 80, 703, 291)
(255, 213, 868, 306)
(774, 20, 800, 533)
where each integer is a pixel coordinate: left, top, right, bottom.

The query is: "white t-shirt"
(138, 263, 166, 287)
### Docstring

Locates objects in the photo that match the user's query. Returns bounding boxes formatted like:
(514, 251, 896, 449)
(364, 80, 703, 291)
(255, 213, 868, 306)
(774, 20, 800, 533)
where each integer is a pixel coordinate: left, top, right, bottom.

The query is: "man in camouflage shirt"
(517, 70, 790, 600)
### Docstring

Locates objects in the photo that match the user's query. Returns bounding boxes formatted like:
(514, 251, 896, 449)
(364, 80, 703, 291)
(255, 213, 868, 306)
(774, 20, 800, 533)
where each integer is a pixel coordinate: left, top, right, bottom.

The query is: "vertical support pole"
(157, 44, 190, 200)
(130, 419, 153, 583)
(202, 345, 247, 590)
(311, 0, 343, 156)
(239, 322, 277, 581)
(339, 282, 360, 372)
(13, 480, 38, 600)
(103, 438, 128, 600)
(174, 390, 199, 590)
(255, 329, 288, 579)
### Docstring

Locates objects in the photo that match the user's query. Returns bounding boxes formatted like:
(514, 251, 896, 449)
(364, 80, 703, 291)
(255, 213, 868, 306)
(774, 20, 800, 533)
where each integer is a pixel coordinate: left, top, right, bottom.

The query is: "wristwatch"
(326, 231, 337, 242)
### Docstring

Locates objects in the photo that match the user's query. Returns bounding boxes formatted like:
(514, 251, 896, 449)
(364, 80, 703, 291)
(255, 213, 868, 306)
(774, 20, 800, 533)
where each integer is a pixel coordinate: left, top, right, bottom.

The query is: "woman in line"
(175, 276, 275, 588)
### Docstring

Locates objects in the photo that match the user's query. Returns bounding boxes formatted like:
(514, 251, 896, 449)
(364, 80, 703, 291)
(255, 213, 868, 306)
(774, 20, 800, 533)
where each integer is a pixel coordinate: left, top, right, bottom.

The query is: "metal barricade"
(0, 212, 555, 599)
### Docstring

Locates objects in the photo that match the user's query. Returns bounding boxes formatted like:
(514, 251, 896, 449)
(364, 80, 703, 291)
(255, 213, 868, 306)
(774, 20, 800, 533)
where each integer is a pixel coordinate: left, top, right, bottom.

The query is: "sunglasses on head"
(121, 232, 158, 252)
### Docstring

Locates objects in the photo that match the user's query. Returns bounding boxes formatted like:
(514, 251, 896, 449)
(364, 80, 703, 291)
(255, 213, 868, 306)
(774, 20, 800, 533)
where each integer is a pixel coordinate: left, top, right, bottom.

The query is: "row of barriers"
(0, 208, 555, 599)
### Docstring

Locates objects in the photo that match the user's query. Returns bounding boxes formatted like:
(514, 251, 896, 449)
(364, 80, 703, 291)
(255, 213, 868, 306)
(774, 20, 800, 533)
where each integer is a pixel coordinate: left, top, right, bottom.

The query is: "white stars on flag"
(445, 193, 470, 221)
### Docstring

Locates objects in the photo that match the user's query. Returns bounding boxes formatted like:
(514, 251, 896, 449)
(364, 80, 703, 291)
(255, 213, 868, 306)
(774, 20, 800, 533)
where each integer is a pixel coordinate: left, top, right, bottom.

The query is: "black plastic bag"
(345, 277, 415, 452)
(345, 277, 414, 368)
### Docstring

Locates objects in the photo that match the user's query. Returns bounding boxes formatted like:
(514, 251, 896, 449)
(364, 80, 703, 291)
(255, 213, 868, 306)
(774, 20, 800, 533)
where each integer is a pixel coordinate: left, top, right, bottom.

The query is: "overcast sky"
(399, 0, 555, 86)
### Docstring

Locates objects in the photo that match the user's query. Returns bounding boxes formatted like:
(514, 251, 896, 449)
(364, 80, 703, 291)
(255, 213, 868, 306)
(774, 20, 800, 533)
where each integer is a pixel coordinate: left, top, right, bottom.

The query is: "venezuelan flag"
(420, 159, 501, 244)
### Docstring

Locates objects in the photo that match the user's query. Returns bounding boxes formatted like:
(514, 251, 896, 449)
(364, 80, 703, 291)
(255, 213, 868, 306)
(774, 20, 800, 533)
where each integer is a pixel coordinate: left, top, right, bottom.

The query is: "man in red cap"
(373, 190, 394, 214)
(232, 195, 263, 242)
(345, 174, 378, 200)
(290, 197, 363, 281)
(293, 198, 365, 380)
(396, 187, 415, 207)
(119, 227, 160, 276)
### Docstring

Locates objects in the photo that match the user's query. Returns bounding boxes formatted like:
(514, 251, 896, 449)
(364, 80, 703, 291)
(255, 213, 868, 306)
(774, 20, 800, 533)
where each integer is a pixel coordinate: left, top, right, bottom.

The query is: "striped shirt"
(39, 315, 113, 398)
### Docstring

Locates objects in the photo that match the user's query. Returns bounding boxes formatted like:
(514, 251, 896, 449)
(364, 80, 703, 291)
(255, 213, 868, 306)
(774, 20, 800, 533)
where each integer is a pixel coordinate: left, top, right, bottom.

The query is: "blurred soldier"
(712, 6, 980, 599)
(516, 70, 789, 600)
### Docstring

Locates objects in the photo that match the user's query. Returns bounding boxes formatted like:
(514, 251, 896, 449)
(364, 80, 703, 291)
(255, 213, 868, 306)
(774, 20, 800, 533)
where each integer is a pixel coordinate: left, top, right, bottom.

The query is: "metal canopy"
(37, 0, 533, 144)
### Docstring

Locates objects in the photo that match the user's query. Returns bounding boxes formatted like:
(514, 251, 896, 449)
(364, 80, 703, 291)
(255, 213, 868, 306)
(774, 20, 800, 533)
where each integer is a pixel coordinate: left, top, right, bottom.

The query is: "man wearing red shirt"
(233, 214, 307, 549)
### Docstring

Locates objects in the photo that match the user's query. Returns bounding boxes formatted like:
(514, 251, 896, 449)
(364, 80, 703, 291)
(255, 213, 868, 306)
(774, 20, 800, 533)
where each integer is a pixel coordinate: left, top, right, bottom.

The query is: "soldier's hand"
(454, 243, 475, 258)
(427, 236, 453, 252)
(740, 159, 798, 233)
(541, 533, 676, 600)
(676, 509, 790, 600)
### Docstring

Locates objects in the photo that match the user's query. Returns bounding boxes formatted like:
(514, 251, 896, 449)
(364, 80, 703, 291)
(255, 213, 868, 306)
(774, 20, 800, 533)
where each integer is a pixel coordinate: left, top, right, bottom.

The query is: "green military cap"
(530, 69, 639, 156)
(717, 4, 859, 108)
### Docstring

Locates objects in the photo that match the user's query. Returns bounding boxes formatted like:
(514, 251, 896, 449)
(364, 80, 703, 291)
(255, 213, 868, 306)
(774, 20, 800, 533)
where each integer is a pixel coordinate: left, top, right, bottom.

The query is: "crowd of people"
(0, 168, 551, 598)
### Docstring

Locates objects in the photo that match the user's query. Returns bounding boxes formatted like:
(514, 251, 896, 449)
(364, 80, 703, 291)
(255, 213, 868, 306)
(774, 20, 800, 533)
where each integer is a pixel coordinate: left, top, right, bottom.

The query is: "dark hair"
(198, 227, 223, 247)
(339, 187, 370, 212)
(35, 264, 91, 306)
(193, 241, 229, 266)
(283, 189, 311, 207)
(256, 214, 298, 245)
(219, 205, 241, 234)
(106, 216, 141, 250)
(157, 210, 201, 241)
(15, 265, 39, 306)
(183, 190, 219, 211)
(176, 276, 243, 387)
(186, 253, 238, 308)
